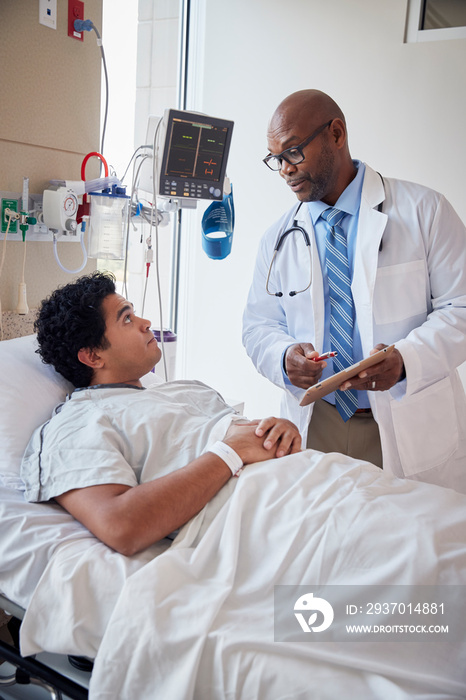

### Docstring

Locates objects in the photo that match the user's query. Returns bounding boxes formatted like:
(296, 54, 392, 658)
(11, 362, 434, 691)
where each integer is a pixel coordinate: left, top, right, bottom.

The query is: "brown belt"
(323, 400, 372, 415)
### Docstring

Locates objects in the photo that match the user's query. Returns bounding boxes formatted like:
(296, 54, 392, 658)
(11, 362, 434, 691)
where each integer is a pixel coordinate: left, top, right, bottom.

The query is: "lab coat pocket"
(373, 260, 427, 325)
(391, 377, 458, 476)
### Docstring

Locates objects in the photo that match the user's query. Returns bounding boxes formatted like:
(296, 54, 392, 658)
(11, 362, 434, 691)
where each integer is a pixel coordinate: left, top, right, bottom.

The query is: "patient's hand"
(254, 416, 302, 455)
(224, 417, 301, 463)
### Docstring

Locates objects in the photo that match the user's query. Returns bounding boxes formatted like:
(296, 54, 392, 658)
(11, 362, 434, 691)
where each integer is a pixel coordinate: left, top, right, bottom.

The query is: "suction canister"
(88, 186, 130, 260)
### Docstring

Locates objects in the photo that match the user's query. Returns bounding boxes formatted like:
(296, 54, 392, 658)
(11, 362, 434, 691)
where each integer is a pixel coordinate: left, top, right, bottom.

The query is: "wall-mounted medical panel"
(0, 191, 79, 242)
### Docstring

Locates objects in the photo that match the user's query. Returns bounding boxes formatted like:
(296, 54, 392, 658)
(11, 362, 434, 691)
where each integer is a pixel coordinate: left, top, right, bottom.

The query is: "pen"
(313, 351, 338, 362)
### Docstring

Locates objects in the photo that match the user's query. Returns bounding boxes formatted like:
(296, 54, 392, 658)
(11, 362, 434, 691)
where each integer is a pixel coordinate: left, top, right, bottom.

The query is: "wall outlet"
(39, 0, 57, 30)
(68, 0, 84, 41)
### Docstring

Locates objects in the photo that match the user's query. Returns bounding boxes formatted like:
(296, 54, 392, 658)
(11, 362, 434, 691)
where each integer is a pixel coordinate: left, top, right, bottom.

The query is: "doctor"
(242, 89, 466, 493)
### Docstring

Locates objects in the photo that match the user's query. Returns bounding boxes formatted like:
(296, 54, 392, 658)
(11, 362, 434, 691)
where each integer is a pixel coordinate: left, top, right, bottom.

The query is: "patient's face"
(96, 293, 161, 384)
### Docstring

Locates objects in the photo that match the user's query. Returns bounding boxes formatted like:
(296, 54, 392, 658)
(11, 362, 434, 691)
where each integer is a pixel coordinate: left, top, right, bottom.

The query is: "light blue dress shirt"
(307, 160, 370, 409)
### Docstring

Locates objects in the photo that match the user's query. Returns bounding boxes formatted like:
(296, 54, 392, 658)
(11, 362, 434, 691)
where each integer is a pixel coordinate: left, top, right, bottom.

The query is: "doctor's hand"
(223, 418, 301, 463)
(285, 343, 326, 390)
(339, 343, 405, 393)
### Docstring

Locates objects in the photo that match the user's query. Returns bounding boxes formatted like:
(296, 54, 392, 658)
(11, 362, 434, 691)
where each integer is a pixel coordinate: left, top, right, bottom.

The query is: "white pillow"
(0, 335, 73, 489)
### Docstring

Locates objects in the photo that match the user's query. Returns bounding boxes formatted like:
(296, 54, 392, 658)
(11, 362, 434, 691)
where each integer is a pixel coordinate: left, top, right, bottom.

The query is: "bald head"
(269, 90, 346, 136)
(266, 90, 355, 205)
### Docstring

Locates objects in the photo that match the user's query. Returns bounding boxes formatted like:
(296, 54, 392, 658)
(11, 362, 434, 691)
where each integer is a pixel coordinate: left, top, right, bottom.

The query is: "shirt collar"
(71, 382, 145, 396)
(307, 160, 365, 225)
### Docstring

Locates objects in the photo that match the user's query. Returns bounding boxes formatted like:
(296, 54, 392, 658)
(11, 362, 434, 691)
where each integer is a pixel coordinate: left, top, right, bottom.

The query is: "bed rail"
(0, 639, 88, 699)
(0, 593, 89, 699)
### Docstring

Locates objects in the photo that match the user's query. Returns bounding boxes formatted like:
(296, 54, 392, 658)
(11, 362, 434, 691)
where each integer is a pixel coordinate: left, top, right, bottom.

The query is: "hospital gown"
(20, 380, 239, 502)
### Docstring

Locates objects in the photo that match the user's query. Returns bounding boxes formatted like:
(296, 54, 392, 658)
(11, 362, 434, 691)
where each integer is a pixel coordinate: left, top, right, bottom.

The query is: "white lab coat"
(243, 164, 466, 493)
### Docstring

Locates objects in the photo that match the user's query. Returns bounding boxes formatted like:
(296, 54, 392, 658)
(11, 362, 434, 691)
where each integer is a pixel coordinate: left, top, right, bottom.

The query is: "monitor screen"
(158, 110, 234, 201)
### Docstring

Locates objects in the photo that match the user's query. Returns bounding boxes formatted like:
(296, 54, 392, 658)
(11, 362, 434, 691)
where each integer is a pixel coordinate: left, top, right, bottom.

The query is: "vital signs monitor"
(140, 109, 234, 204)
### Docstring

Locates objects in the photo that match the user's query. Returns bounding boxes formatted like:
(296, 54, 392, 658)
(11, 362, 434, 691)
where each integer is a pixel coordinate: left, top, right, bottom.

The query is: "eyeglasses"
(263, 120, 333, 171)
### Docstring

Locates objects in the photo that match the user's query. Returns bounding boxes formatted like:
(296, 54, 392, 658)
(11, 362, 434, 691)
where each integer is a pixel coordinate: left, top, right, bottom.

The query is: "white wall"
(176, 0, 466, 418)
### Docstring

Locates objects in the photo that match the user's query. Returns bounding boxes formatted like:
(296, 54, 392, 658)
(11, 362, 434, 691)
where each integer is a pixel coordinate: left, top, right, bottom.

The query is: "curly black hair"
(34, 271, 117, 387)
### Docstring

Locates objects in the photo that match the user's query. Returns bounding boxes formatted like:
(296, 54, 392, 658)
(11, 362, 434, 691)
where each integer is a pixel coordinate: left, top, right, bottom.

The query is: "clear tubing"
(53, 227, 88, 274)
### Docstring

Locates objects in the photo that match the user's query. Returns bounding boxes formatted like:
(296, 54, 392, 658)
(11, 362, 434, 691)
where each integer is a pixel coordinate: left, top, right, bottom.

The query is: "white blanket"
(0, 481, 171, 658)
(88, 450, 466, 699)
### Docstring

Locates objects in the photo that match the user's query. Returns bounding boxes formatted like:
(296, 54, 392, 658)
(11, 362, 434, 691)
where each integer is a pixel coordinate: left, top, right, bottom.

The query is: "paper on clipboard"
(299, 345, 395, 407)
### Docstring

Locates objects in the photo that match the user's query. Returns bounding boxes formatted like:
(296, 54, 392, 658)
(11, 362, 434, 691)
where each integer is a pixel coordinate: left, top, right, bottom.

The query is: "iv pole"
(168, 0, 191, 334)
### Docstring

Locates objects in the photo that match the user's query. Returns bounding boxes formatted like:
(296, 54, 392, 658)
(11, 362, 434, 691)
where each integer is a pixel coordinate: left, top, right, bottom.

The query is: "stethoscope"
(265, 176, 385, 298)
(265, 202, 311, 297)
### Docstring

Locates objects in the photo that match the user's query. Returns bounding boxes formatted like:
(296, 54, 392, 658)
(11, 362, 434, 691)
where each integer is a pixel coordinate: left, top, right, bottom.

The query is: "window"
(422, 0, 466, 29)
(100, 0, 181, 336)
(405, 0, 466, 41)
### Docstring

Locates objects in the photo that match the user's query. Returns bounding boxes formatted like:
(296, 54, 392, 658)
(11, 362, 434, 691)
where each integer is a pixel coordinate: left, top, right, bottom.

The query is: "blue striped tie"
(322, 207, 358, 421)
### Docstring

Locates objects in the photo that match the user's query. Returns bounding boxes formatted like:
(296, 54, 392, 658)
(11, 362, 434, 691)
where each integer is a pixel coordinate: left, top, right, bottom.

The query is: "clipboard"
(299, 345, 395, 407)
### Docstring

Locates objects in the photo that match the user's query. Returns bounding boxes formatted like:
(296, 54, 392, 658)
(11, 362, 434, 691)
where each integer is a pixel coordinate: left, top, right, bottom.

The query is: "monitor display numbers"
(158, 109, 234, 201)
(164, 119, 229, 182)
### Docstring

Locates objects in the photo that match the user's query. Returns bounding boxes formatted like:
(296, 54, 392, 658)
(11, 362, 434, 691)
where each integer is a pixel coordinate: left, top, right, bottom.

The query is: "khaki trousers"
(306, 399, 383, 468)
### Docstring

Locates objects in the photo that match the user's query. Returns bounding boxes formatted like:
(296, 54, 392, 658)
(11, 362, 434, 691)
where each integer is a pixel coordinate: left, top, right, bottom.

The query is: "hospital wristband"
(207, 441, 244, 476)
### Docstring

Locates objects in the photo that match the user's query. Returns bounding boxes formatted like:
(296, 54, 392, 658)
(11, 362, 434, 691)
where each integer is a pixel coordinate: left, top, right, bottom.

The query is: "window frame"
(405, 0, 466, 42)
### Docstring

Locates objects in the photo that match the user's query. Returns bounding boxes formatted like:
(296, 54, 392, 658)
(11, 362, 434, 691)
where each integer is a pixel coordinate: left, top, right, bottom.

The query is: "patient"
(20, 271, 301, 556)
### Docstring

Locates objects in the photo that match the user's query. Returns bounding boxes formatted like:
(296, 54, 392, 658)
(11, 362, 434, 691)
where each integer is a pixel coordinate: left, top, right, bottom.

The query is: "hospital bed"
(0, 334, 171, 698)
(1, 334, 466, 699)
(0, 590, 89, 700)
